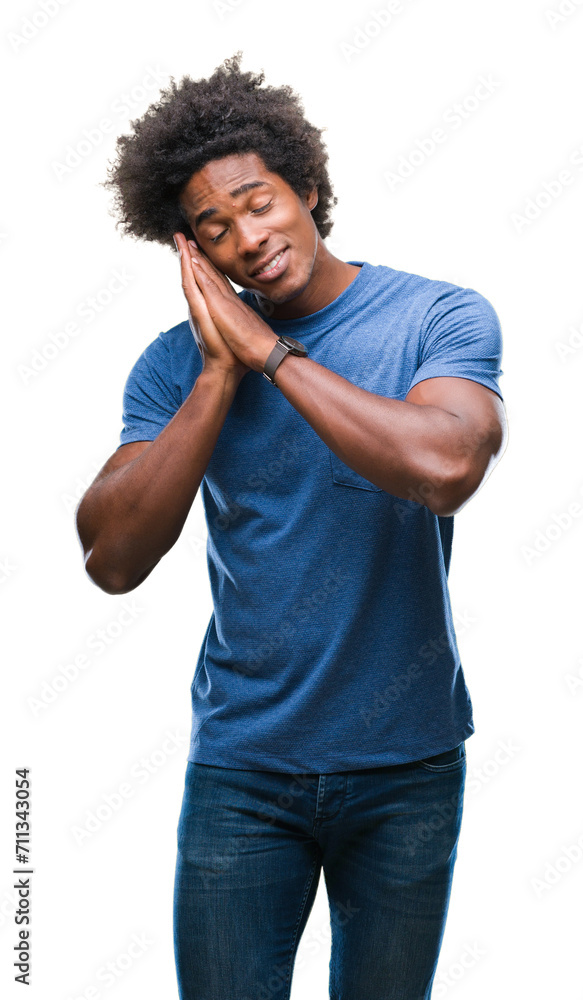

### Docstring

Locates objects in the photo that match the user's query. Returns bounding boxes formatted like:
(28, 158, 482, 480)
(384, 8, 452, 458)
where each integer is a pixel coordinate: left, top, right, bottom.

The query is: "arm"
(76, 240, 253, 595)
(75, 367, 243, 595)
(269, 361, 507, 516)
(184, 245, 508, 517)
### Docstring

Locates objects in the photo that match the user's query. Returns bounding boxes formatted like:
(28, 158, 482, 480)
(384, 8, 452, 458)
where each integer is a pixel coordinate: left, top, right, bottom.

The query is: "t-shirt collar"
(241, 260, 371, 333)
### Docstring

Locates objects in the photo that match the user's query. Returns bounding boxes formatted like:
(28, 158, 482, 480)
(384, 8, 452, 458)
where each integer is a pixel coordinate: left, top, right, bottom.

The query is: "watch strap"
(263, 340, 293, 385)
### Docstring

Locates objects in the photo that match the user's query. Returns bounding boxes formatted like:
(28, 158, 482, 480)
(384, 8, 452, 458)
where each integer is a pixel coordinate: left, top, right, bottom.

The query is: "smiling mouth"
(251, 248, 288, 277)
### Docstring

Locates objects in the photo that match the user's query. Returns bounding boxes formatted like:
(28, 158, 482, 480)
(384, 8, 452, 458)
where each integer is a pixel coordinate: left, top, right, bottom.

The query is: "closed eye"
(210, 201, 273, 243)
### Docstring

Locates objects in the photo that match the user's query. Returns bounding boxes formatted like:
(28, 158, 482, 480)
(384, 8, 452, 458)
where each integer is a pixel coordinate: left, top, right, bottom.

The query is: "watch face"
(280, 336, 307, 355)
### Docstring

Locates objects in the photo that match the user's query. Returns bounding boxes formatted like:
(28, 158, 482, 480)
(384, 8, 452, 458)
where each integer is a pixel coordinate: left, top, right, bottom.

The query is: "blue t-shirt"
(118, 260, 504, 773)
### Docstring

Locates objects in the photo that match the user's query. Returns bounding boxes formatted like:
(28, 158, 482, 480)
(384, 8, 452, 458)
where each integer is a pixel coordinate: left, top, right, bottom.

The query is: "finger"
(175, 232, 205, 302)
(174, 232, 213, 323)
(217, 270, 238, 296)
(184, 234, 240, 299)
(187, 245, 224, 294)
(187, 241, 236, 297)
(187, 303, 205, 333)
(187, 308, 205, 356)
(211, 265, 236, 294)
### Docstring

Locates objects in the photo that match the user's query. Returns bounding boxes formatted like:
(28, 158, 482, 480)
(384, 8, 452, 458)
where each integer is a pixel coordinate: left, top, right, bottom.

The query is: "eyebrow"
(194, 180, 270, 229)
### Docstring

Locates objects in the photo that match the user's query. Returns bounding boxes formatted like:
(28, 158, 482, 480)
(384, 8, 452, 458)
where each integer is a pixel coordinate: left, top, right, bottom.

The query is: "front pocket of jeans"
(415, 742, 466, 772)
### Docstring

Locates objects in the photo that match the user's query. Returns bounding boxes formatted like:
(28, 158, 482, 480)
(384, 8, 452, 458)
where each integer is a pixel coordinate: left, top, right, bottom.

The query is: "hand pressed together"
(173, 231, 278, 378)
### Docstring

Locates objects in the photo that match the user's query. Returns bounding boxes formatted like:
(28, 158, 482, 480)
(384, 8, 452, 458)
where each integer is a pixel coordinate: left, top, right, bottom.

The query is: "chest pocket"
(328, 449, 423, 519)
(329, 451, 383, 492)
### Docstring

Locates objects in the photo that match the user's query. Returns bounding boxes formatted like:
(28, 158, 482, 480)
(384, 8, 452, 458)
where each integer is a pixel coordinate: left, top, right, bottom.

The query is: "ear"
(306, 187, 319, 211)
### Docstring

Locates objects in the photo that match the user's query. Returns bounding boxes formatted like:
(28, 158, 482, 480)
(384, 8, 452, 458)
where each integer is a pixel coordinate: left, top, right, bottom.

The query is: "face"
(178, 152, 321, 314)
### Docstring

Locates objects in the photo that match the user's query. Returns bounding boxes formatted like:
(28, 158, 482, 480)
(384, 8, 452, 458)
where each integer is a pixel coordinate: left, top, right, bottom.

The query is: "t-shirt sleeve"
(117, 334, 182, 449)
(408, 286, 504, 401)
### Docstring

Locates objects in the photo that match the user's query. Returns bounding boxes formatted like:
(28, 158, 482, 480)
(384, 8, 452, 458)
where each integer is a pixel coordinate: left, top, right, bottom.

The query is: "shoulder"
(367, 260, 494, 313)
(420, 281, 502, 344)
(372, 261, 501, 339)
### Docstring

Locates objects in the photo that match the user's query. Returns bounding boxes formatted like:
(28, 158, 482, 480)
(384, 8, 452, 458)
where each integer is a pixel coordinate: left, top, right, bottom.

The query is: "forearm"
(77, 367, 241, 593)
(271, 355, 466, 513)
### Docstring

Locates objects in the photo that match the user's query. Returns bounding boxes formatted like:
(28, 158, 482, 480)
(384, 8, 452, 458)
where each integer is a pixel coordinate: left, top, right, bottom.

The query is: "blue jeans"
(173, 742, 466, 999)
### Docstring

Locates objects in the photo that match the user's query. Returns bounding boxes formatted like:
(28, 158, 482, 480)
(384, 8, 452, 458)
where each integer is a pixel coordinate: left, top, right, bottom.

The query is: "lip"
(251, 247, 289, 281)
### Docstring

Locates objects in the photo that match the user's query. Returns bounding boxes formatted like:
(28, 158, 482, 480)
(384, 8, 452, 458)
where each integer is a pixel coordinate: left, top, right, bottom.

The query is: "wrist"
(197, 363, 246, 389)
(250, 332, 280, 373)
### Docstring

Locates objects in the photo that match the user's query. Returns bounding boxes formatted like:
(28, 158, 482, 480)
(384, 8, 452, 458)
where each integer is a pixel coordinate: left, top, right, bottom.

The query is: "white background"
(2, 0, 582, 997)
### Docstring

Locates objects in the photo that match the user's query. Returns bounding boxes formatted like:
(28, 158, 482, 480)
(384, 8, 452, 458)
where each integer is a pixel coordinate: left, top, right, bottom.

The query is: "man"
(75, 51, 507, 999)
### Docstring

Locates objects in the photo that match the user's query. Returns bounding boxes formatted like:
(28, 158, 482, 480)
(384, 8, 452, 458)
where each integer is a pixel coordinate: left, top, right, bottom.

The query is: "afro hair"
(101, 50, 338, 251)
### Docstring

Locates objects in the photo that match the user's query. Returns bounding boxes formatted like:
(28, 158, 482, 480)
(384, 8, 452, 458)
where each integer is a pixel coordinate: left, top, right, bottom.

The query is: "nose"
(235, 221, 269, 259)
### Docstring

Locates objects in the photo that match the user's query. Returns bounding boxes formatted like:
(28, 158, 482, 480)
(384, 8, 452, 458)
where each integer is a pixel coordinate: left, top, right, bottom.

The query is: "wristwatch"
(263, 335, 308, 385)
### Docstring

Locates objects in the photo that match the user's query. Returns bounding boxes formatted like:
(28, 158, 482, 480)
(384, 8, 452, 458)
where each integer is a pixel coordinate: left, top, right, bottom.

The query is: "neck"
(254, 243, 361, 321)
